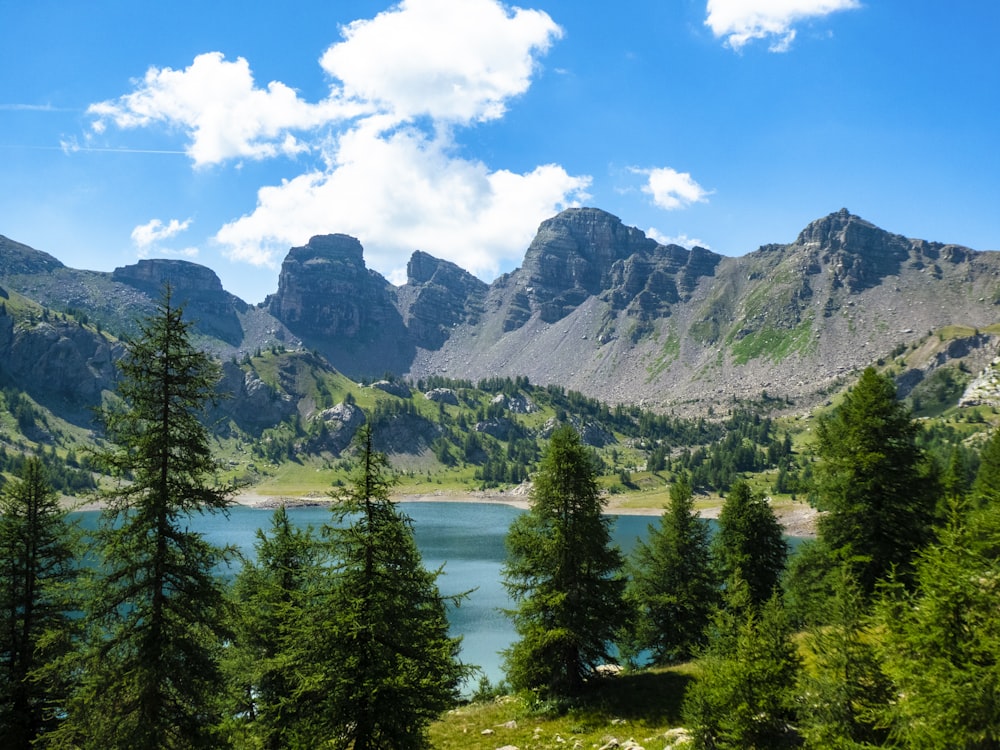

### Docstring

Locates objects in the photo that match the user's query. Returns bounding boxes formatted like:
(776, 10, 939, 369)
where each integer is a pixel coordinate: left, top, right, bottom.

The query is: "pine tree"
(224, 505, 325, 749)
(713, 481, 787, 608)
(624, 475, 717, 664)
(502, 425, 626, 696)
(814, 367, 936, 593)
(56, 287, 233, 749)
(305, 424, 469, 750)
(683, 577, 801, 749)
(0, 458, 79, 749)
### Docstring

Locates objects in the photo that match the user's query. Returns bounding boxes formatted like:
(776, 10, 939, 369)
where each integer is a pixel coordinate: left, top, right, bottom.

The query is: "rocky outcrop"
(0, 319, 120, 419)
(425, 388, 459, 405)
(398, 250, 487, 349)
(113, 259, 246, 344)
(371, 379, 411, 398)
(216, 361, 297, 434)
(265, 234, 413, 377)
(311, 402, 366, 454)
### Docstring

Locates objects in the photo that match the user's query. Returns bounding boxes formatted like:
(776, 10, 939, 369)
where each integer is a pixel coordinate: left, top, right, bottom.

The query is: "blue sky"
(2, 0, 998, 304)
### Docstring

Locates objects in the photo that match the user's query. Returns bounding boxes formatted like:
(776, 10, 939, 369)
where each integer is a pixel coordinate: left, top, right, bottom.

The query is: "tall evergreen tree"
(683, 577, 801, 749)
(306, 424, 469, 750)
(814, 367, 936, 593)
(877, 502, 1000, 748)
(502, 425, 626, 696)
(713, 481, 787, 608)
(224, 505, 324, 750)
(56, 287, 233, 749)
(796, 564, 893, 749)
(971, 425, 1000, 508)
(0, 458, 79, 749)
(624, 475, 717, 664)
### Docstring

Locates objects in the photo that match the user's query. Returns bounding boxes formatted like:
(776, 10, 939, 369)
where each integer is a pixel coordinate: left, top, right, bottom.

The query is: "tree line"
(2, 291, 999, 748)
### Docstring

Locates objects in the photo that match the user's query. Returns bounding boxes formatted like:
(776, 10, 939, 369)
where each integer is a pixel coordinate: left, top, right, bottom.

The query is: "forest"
(1, 293, 999, 749)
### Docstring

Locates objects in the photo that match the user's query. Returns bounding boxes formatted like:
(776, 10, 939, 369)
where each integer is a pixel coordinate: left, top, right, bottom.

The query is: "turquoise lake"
(76, 501, 657, 686)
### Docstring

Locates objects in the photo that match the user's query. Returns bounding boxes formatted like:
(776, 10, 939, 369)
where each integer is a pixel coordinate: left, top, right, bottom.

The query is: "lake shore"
(233, 488, 820, 537)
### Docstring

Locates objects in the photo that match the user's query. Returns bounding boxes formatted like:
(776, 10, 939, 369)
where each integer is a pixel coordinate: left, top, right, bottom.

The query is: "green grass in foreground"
(430, 667, 694, 750)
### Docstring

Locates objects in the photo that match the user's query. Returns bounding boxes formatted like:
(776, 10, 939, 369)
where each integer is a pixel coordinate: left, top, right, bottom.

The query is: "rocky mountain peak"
(400, 251, 487, 349)
(112, 258, 226, 295)
(795, 209, 913, 291)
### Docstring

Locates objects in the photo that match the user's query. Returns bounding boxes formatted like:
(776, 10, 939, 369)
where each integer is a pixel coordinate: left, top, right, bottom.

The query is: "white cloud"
(92, 0, 583, 280)
(319, 0, 562, 123)
(131, 217, 192, 248)
(215, 123, 591, 278)
(633, 167, 711, 211)
(647, 228, 710, 250)
(88, 52, 358, 167)
(705, 0, 860, 52)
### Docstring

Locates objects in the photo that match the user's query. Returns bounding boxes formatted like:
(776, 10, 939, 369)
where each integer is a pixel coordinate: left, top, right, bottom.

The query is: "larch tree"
(56, 287, 234, 749)
(683, 577, 801, 750)
(876, 501, 1000, 748)
(713, 480, 787, 609)
(224, 504, 325, 750)
(305, 424, 470, 750)
(502, 424, 626, 696)
(624, 475, 717, 665)
(813, 366, 936, 593)
(0, 457, 79, 749)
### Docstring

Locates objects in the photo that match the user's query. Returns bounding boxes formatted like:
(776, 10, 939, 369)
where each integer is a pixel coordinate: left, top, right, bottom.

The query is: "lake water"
(75, 501, 657, 687)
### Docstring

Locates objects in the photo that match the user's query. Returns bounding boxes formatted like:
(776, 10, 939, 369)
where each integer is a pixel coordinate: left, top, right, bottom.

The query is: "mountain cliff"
(2, 207, 998, 418)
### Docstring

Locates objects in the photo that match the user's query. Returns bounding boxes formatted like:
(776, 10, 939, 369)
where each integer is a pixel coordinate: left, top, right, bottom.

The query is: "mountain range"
(2, 207, 999, 423)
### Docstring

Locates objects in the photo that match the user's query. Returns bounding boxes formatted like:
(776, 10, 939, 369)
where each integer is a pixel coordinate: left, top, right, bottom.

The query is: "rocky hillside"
(3, 207, 999, 417)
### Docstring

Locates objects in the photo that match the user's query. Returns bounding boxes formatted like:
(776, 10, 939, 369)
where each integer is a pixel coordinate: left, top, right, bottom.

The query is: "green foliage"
(302, 425, 470, 749)
(56, 287, 233, 749)
(796, 565, 893, 749)
(502, 425, 626, 696)
(713, 481, 787, 608)
(729, 319, 815, 365)
(0, 458, 80, 749)
(624, 476, 718, 665)
(683, 579, 801, 749)
(223, 505, 325, 749)
(971, 425, 1000, 508)
(877, 502, 1000, 748)
(814, 367, 937, 593)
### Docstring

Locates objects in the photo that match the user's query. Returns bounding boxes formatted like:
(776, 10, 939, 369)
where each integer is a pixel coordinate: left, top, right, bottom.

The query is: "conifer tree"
(224, 505, 324, 749)
(0, 458, 79, 749)
(713, 481, 787, 608)
(305, 424, 469, 750)
(814, 367, 936, 593)
(503, 425, 625, 696)
(683, 577, 801, 749)
(624, 475, 717, 664)
(56, 287, 233, 749)
(877, 502, 1000, 748)
(971, 425, 1000, 508)
(797, 564, 893, 749)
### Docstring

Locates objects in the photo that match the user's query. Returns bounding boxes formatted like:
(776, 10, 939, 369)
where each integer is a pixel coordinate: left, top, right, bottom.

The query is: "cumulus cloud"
(216, 123, 591, 275)
(88, 52, 357, 167)
(320, 0, 561, 123)
(705, 0, 860, 52)
(89, 0, 583, 280)
(632, 167, 711, 211)
(131, 217, 192, 248)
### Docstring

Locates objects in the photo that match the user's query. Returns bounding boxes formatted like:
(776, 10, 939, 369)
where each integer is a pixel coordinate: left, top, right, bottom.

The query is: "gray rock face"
(265, 234, 413, 376)
(312, 402, 366, 454)
(0, 320, 120, 418)
(0, 235, 65, 275)
(398, 250, 487, 349)
(113, 259, 247, 344)
(425, 388, 459, 405)
(216, 362, 297, 434)
(371, 380, 412, 398)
